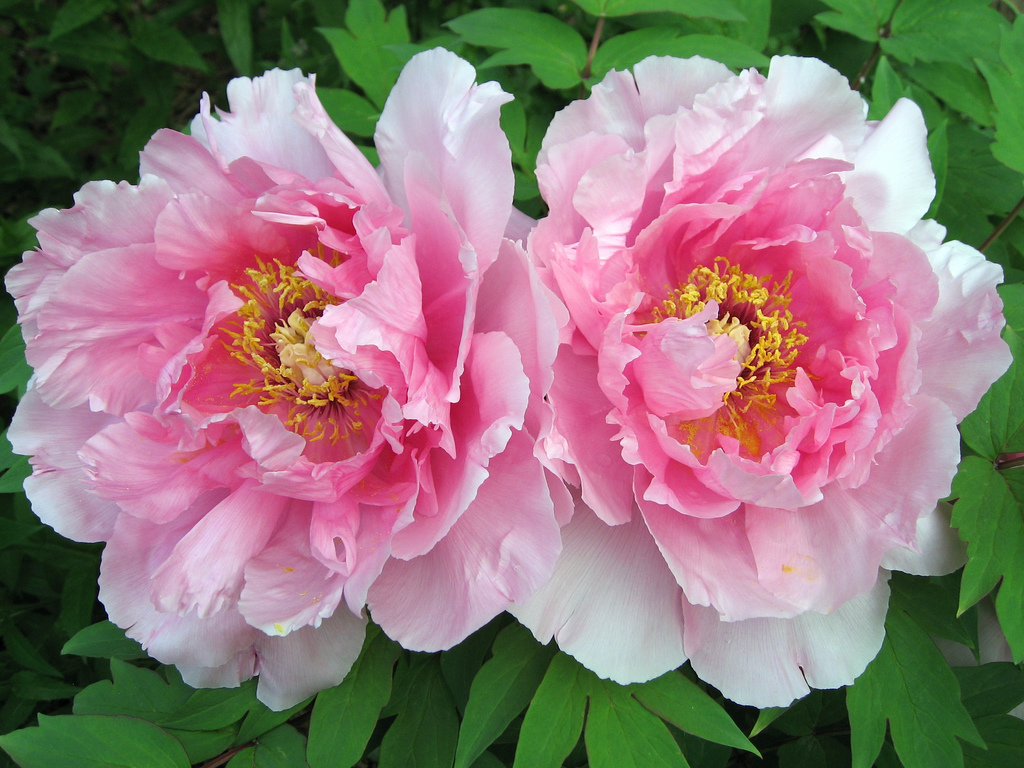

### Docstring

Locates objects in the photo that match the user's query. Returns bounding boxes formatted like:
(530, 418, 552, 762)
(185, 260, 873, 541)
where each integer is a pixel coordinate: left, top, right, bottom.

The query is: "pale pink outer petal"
(99, 507, 258, 669)
(375, 48, 513, 269)
(368, 429, 559, 650)
(139, 129, 248, 201)
(844, 98, 935, 234)
(511, 501, 687, 684)
(189, 69, 335, 181)
(8, 390, 120, 542)
(683, 575, 890, 708)
(916, 239, 1011, 420)
(251, 609, 367, 711)
(880, 501, 966, 576)
(149, 483, 289, 618)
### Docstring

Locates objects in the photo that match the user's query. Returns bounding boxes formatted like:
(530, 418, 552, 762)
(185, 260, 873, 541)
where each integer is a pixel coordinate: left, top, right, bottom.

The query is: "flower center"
(650, 258, 809, 457)
(226, 257, 380, 446)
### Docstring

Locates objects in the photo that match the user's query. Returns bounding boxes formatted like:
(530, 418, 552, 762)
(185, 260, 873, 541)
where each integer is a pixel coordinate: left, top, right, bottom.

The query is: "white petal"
(511, 501, 687, 684)
(253, 609, 366, 710)
(684, 575, 890, 708)
(880, 502, 966, 576)
(845, 98, 935, 234)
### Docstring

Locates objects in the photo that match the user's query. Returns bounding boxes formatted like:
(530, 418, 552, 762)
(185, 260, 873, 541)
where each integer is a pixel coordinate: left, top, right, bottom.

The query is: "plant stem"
(581, 16, 605, 83)
(852, 42, 881, 91)
(996, 452, 1024, 471)
(200, 745, 248, 768)
(980, 194, 1024, 253)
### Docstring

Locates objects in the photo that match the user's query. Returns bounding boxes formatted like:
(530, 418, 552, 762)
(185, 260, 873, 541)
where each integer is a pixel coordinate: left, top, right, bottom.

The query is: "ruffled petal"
(369, 429, 559, 650)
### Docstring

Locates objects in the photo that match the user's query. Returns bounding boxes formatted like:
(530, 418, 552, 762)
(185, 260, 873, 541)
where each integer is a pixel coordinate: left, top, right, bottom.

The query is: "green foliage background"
(2, 0, 1024, 766)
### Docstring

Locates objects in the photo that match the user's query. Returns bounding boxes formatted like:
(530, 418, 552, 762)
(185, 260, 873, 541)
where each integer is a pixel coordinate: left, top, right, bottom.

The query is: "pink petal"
(150, 483, 289, 618)
(376, 48, 513, 270)
(369, 429, 559, 650)
(190, 69, 334, 182)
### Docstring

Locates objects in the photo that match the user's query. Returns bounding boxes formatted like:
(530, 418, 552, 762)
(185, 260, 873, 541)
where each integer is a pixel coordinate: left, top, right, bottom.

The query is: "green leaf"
(662, 35, 768, 69)
(454, 623, 556, 768)
(569, 0, 744, 19)
(218, 0, 254, 75)
(977, 17, 1024, 180)
(378, 657, 459, 768)
(903, 62, 993, 127)
(236, 696, 310, 746)
(513, 653, 588, 768)
(847, 604, 984, 768)
(1000, 283, 1024, 334)
(62, 620, 149, 661)
(631, 671, 758, 755)
(74, 659, 254, 731)
(960, 326, 1024, 459)
(441, 617, 505, 715)
(166, 727, 237, 765)
(964, 715, 1024, 768)
(584, 677, 690, 768)
(4, 625, 62, 678)
(228, 725, 308, 768)
(130, 22, 209, 72)
(926, 119, 948, 218)
(0, 453, 30, 494)
(954, 663, 1024, 718)
(447, 9, 587, 90)
(10, 671, 80, 701)
(816, 0, 900, 43)
(778, 735, 828, 768)
(315, 88, 380, 138)
(0, 324, 31, 394)
(882, 0, 1005, 67)
(868, 56, 905, 121)
(49, 0, 112, 40)
(591, 27, 680, 78)
(0, 714, 190, 768)
(888, 572, 975, 649)
(951, 455, 1024, 658)
(317, 0, 409, 109)
(749, 706, 786, 737)
(307, 624, 401, 768)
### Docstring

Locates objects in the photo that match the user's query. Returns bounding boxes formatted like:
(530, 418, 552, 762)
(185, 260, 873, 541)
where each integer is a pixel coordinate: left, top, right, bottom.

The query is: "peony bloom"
(513, 55, 1012, 708)
(6, 50, 563, 709)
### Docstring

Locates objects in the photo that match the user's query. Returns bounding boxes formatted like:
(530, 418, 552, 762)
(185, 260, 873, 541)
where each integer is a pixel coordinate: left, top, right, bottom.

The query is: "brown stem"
(852, 42, 881, 91)
(581, 16, 605, 84)
(996, 452, 1024, 471)
(980, 194, 1024, 253)
(200, 745, 248, 768)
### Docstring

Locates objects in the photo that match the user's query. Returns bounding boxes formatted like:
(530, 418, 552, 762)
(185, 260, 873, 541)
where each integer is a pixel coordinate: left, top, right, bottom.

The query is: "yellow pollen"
(224, 257, 378, 444)
(649, 257, 809, 458)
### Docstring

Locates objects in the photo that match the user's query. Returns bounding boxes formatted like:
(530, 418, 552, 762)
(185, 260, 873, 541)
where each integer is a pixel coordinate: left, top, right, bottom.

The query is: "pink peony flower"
(6, 50, 563, 709)
(513, 55, 1012, 708)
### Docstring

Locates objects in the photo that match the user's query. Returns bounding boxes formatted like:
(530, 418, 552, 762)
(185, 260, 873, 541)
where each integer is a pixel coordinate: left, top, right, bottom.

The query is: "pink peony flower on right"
(513, 55, 1013, 708)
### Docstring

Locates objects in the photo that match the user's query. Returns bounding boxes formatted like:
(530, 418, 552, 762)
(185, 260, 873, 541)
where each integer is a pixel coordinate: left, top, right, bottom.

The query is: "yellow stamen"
(648, 257, 809, 458)
(224, 257, 380, 445)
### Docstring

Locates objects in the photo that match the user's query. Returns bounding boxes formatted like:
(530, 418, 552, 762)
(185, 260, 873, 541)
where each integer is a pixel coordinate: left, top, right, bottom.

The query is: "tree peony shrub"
(513, 55, 1012, 708)
(6, 50, 563, 709)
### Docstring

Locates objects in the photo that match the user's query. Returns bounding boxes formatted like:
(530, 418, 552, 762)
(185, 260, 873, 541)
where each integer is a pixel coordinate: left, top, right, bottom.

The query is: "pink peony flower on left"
(5, 50, 563, 709)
